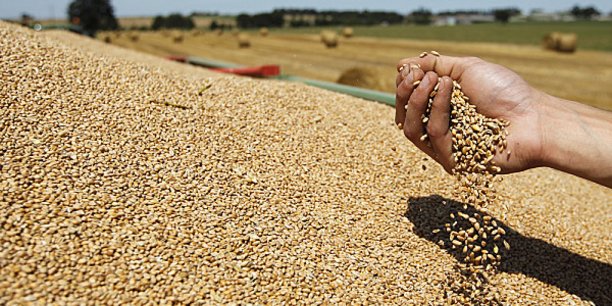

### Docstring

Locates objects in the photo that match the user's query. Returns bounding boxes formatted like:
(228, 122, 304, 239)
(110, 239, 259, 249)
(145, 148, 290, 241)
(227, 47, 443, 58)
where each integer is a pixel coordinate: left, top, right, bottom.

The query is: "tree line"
(236, 11, 284, 28)
(236, 9, 404, 29)
(570, 5, 601, 19)
(151, 14, 195, 30)
(61, 0, 607, 35)
(231, 6, 603, 28)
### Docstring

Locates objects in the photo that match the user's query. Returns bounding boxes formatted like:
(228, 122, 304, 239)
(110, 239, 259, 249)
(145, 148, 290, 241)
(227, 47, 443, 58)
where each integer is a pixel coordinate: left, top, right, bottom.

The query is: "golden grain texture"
(1, 22, 611, 305)
(44, 30, 220, 80)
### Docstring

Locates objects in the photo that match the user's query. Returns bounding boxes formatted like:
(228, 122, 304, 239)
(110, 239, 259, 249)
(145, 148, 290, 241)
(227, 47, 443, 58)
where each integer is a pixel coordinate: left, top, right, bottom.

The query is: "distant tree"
(236, 12, 283, 28)
(570, 5, 580, 17)
(209, 20, 219, 30)
(190, 11, 219, 17)
(20, 13, 34, 26)
(237, 9, 403, 28)
(493, 8, 521, 23)
(408, 8, 433, 25)
(570, 5, 601, 20)
(67, 0, 118, 36)
(438, 10, 486, 16)
(236, 14, 251, 28)
(151, 15, 164, 30)
(165, 13, 195, 29)
(150, 13, 195, 30)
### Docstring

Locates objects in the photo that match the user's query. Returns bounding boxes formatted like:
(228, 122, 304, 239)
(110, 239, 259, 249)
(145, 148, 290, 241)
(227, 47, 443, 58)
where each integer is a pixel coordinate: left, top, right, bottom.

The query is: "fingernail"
(401, 65, 411, 78)
(420, 75, 431, 88)
(403, 70, 413, 83)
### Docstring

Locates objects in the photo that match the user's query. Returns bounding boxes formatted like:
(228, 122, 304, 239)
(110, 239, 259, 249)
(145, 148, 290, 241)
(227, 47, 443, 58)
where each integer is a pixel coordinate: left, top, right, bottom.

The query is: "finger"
(395, 71, 403, 88)
(395, 66, 424, 127)
(403, 71, 438, 155)
(397, 54, 468, 80)
(396, 63, 417, 87)
(426, 76, 454, 172)
(397, 63, 408, 73)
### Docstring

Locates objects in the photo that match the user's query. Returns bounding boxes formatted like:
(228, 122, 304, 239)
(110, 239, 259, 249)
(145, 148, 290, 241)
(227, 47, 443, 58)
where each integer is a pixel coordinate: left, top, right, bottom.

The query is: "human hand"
(395, 54, 546, 174)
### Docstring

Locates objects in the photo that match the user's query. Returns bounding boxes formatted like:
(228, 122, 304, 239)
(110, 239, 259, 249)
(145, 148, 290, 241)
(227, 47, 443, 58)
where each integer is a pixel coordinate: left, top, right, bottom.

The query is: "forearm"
(537, 93, 612, 187)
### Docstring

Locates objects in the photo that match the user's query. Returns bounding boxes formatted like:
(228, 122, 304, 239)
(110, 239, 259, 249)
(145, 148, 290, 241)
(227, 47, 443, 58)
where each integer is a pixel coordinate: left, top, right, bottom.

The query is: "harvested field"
(280, 22, 612, 52)
(103, 30, 612, 110)
(2, 22, 611, 305)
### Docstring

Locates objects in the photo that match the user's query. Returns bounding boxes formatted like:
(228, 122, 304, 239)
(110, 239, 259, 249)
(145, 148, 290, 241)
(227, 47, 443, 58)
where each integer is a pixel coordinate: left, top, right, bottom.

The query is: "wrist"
(533, 92, 557, 169)
(515, 89, 555, 170)
(535, 92, 581, 172)
(533, 93, 612, 186)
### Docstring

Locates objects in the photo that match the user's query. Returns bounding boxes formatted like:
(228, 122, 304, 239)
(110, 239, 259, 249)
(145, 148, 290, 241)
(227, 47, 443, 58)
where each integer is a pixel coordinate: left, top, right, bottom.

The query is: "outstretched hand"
(395, 54, 546, 174)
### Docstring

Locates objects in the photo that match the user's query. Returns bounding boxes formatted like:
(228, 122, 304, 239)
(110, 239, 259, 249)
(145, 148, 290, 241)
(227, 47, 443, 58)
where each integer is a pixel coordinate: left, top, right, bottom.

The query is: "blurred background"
(3, 0, 611, 110)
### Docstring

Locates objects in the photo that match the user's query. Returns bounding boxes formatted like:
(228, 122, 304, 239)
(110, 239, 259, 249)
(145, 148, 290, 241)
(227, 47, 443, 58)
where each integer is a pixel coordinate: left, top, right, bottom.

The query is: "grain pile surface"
(1, 22, 611, 305)
(43, 30, 220, 80)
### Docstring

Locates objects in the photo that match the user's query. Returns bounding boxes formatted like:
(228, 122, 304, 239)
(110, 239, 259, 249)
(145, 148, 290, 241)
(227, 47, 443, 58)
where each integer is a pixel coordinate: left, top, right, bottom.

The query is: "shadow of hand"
(405, 195, 612, 305)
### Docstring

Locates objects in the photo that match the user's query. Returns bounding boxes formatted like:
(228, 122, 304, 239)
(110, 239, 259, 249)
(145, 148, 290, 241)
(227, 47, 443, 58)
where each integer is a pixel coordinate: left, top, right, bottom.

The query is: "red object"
(166, 55, 187, 63)
(211, 65, 280, 78)
(165, 55, 280, 78)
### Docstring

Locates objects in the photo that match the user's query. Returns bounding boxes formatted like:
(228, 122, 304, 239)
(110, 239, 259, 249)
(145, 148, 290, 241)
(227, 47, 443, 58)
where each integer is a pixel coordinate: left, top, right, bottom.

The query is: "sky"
(1, 0, 611, 20)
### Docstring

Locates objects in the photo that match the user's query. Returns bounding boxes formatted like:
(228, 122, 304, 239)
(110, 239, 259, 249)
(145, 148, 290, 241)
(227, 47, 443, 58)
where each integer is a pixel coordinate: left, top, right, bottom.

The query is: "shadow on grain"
(404, 195, 612, 305)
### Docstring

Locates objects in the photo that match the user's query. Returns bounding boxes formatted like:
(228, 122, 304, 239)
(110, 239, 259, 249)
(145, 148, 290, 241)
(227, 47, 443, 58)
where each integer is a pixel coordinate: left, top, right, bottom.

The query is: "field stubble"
(105, 30, 612, 110)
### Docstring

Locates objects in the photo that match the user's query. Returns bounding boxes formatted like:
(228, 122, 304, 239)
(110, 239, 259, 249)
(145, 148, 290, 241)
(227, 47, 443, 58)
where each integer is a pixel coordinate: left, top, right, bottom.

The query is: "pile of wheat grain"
(1, 21, 610, 305)
(50, 30, 219, 80)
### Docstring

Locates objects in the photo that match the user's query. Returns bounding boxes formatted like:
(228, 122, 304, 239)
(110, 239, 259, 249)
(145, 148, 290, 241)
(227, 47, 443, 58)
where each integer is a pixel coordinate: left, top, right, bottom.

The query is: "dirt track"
(104, 30, 612, 110)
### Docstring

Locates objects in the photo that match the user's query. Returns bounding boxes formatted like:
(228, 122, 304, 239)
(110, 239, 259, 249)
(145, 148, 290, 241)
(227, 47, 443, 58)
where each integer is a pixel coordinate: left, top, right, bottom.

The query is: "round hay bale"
(342, 27, 354, 38)
(129, 33, 139, 42)
(259, 27, 269, 37)
(237, 33, 251, 48)
(337, 67, 387, 91)
(542, 32, 577, 53)
(173, 34, 184, 43)
(320, 31, 338, 48)
(556, 33, 577, 53)
(542, 32, 561, 51)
